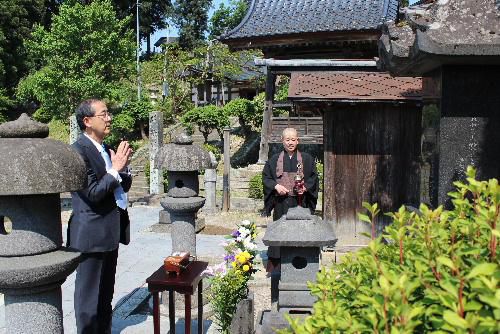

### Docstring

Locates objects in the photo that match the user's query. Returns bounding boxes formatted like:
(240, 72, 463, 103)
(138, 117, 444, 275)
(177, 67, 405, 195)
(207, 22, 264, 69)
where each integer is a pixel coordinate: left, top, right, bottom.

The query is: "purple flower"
(224, 254, 235, 262)
(231, 230, 240, 237)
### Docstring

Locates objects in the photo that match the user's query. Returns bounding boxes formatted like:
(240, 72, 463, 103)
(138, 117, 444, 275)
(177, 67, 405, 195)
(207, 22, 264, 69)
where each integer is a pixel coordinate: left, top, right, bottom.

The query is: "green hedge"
(284, 166, 500, 334)
(248, 173, 264, 199)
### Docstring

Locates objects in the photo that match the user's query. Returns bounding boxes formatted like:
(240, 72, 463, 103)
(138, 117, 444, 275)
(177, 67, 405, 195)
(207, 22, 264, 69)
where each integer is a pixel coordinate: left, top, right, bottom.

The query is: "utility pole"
(136, 0, 141, 101)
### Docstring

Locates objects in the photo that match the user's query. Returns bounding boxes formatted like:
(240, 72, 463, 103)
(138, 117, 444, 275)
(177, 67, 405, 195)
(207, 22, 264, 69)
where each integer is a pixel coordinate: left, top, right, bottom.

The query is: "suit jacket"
(69, 135, 132, 253)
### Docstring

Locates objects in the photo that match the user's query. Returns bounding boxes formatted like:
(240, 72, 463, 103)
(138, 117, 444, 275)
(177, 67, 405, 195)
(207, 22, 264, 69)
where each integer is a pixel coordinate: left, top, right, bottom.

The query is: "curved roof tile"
(221, 0, 400, 40)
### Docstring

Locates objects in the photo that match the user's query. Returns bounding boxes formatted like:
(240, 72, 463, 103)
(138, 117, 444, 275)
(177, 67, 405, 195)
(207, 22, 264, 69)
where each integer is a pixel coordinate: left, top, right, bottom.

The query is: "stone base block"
(257, 310, 310, 334)
(229, 292, 254, 334)
(151, 218, 205, 234)
(278, 290, 317, 310)
(5, 287, 63, 334)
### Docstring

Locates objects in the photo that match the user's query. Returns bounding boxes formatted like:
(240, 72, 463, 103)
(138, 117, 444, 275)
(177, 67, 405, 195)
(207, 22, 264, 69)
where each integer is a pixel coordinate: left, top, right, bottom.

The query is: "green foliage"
(209, 0, 248, 39)
(0, 88, 14, 122)
(18, 0, 135, 120)
(208, 268, 249, 334)
(206, 220, 258, 333)
(275, 75, 290, 102)
(223, 98, 256, 130)
(122, 99, 153, 124)
(173, 0, 211, 49)
(181, 105, 229, 143)
(315, 160, 323, 192)
(48, 118, 69, 143)
(283, 166, 500, 334)
(32, 106, 53, 123)
(203, 143, 222, 161)
(0, 0, 45, 102)
(141, 42, 261, 118)
(248, 173, 264, 199)
(142, 46, 198, 116)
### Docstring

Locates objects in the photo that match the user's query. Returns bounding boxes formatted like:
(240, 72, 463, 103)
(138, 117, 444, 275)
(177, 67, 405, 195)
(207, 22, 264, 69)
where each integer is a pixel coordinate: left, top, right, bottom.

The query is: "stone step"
(131, 180, 148, 188)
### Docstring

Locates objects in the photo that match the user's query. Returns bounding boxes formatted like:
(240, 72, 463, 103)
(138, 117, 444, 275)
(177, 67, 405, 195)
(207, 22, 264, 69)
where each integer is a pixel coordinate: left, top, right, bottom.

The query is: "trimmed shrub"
(181, 105, 229, 142)
(203, 143, 222, 162)
(223, 98, 255, 130)
(284, 166, 500, 334)
(248, 173, 264, 199)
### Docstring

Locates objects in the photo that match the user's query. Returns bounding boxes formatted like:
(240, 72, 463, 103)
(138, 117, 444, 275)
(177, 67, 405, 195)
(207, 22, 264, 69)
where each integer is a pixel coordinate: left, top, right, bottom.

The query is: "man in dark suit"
(69, 99, 133, 334)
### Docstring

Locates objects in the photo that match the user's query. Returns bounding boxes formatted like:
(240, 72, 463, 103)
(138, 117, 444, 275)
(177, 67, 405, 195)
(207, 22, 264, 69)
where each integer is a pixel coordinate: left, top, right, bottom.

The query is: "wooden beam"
(258, 70, 275, 163)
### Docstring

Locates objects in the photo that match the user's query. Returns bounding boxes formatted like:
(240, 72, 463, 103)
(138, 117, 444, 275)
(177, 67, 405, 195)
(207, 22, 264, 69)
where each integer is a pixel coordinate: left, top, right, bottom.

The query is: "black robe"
(262, 150, 319, 220)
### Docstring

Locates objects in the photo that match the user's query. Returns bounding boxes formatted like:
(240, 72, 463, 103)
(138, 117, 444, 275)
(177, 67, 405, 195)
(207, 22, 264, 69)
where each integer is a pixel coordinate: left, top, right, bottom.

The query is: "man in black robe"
(262, 127, 319, 220)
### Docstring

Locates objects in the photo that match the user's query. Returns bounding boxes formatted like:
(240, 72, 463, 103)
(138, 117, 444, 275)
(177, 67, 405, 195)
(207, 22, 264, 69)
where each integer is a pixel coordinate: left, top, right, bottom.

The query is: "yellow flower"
(237, 255, 247, 264)
(242, 264, 250, 272)
(241, 251, 251, 260)
(231, 261, 237, 268)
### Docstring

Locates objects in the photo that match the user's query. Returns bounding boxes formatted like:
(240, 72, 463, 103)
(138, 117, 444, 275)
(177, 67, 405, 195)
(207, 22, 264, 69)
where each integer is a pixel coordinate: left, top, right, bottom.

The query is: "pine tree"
(173, 0, 212, 50)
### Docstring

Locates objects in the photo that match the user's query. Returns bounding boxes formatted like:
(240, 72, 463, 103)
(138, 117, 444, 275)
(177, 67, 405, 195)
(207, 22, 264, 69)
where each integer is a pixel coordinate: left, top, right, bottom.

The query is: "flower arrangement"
(203, 220, 258, 333)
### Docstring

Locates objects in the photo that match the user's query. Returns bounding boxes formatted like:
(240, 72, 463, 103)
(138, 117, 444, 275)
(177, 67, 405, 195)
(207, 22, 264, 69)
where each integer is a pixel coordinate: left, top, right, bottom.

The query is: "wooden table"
(146, 261, 208, 334)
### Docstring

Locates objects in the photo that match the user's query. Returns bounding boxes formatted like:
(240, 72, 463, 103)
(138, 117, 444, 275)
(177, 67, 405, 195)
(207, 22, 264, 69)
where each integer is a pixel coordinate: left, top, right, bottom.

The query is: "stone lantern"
(0, 114, 86, 333)
(155, 133, 211, 257)
(261, 207, 337, 332)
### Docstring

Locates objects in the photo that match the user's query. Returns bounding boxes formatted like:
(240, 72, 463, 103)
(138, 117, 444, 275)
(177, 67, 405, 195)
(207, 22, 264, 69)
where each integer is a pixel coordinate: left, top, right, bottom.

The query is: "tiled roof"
(221, 0, 399, 40)
(289, 72, 424, 101)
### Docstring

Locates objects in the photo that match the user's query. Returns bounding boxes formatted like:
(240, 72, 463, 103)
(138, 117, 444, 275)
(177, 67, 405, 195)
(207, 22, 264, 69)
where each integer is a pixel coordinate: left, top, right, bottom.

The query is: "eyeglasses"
(89, 112, 113, 120)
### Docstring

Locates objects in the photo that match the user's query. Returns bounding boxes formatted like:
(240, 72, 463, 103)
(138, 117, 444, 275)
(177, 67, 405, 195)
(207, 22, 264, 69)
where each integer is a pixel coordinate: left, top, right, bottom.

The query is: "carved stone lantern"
(0, 114, 86, 333)
(155, 133, 211, 257)
(261, 206, 337, 332)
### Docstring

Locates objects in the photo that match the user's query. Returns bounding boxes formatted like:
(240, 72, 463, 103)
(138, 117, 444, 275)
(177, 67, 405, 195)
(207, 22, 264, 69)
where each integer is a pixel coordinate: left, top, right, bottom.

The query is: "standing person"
(69, 99, 133, 334)
(263, 127, 319, 221)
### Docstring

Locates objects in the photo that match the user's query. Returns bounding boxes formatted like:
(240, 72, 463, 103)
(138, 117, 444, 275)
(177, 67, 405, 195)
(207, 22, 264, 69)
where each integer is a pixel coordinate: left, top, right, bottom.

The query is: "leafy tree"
(121, 98, 154, 139)
(0, 0, 46, 117)
(209, 0, 248, 39)
(284, 167, 500, 334)
(181, 105, 229, 143)
(173, 0, 212, 50)
(223, 98, 255, 132)
(141, 41, 260, 117)
(17, 0, 135, 121)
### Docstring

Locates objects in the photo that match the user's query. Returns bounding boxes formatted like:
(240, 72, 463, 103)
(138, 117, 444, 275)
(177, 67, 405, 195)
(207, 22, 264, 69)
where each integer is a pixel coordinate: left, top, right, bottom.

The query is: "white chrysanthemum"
(241, 220, 252, 226)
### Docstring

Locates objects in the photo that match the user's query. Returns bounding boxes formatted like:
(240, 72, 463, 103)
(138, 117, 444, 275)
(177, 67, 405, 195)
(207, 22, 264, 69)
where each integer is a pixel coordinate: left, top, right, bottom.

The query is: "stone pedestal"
(155, 133, 211, 258)
(203, 151, 218, 213)
(0, 114, 86, 333)
(261, 207, 336, 333)
(160, 197, 206, 256)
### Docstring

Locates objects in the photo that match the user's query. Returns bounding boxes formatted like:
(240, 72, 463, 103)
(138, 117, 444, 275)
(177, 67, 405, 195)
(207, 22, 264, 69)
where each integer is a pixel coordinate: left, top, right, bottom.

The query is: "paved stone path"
(0, 206, 244, 334)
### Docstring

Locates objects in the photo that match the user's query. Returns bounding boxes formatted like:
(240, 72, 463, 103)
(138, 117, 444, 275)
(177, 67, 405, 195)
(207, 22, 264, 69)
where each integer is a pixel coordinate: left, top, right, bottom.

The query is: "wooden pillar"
(258, 69, 275, 164)
(323, 103, 421, 250)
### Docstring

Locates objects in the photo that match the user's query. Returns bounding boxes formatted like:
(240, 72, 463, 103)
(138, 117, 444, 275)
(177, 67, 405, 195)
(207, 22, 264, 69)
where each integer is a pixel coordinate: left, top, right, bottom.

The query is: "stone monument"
(379, 0, 500, 207)
(203, 151, 219, 213)
(155, 132, 211, 257)
(260, 207, 337, 333)
(0, 114, 86, 333)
